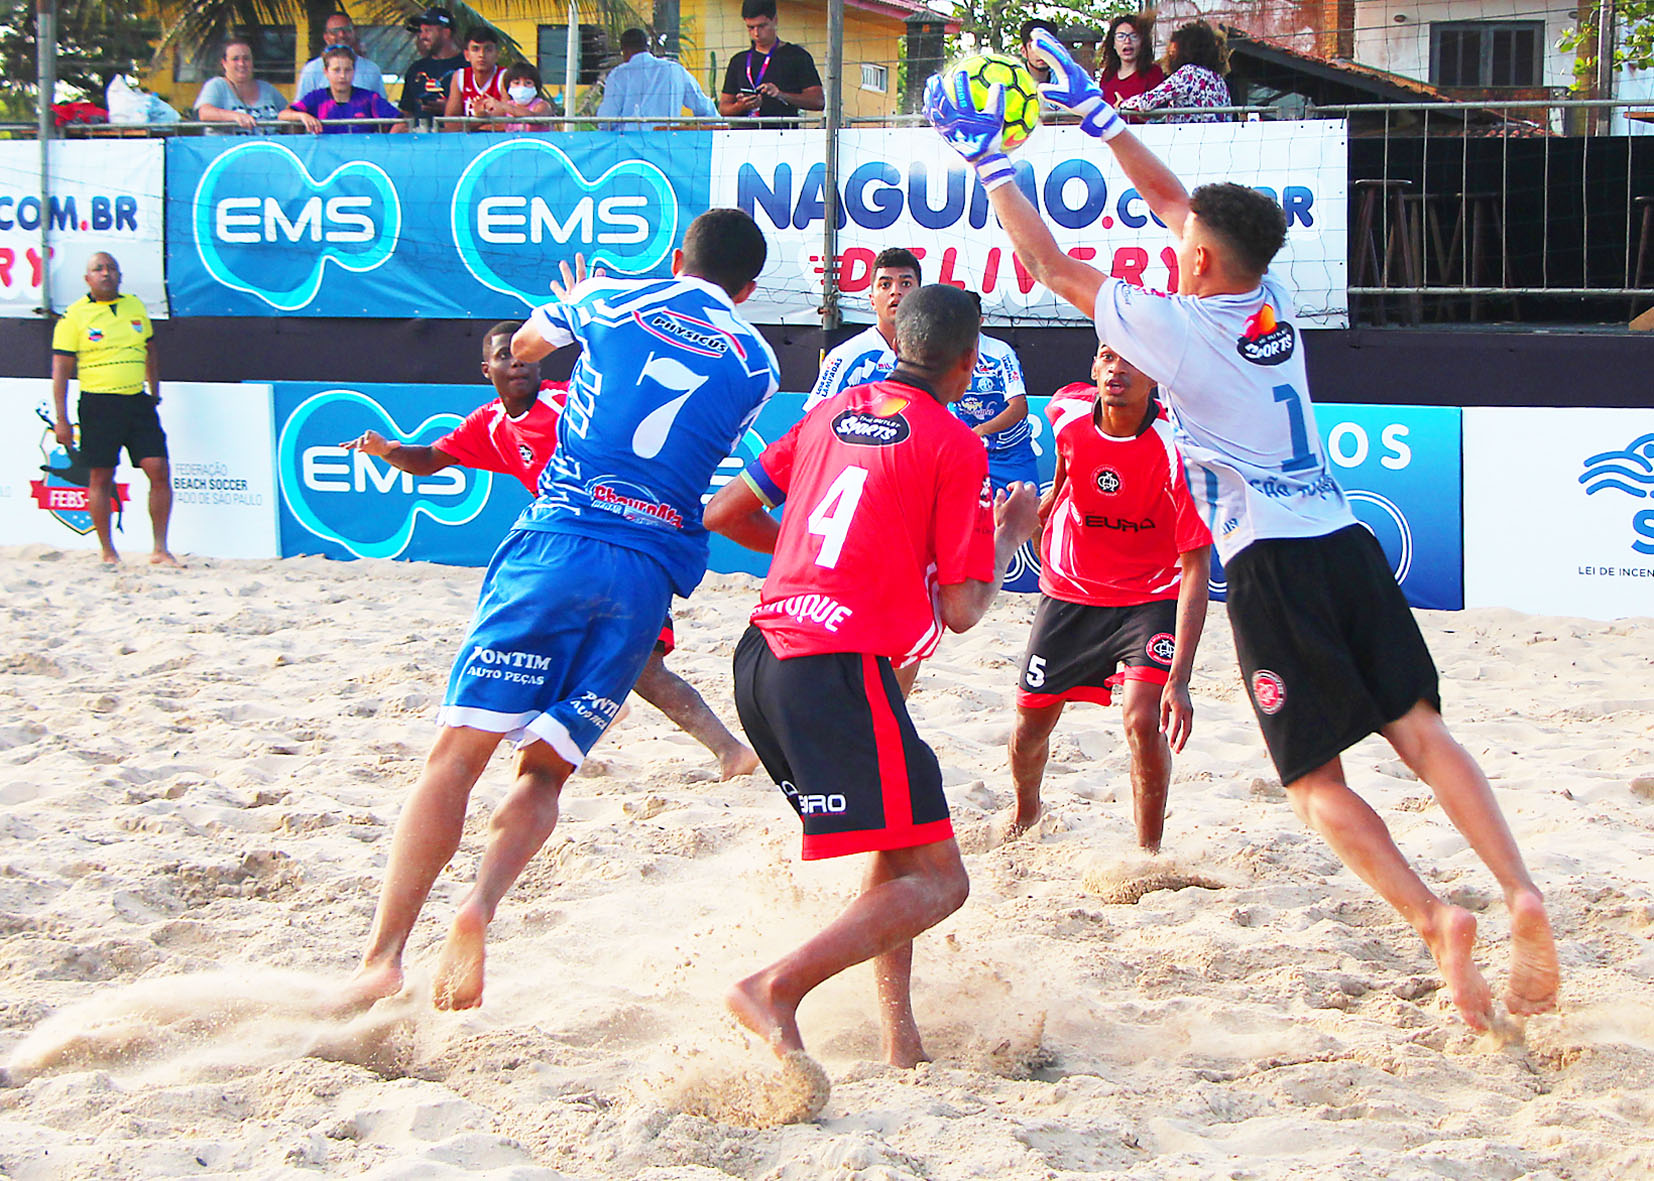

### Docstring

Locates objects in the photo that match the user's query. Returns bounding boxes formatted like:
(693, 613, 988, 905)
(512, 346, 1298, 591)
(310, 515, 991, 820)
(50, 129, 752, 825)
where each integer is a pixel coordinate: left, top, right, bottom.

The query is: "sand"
(2, 543, 1652, 1179)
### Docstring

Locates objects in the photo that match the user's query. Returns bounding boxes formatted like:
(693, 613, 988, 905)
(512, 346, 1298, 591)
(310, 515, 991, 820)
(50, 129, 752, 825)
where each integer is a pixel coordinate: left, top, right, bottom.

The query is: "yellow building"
(143, 0, 919, 121)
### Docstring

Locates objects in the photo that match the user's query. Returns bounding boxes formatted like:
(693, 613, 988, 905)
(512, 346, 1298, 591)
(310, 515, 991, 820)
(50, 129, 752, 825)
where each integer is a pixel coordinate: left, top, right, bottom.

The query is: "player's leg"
(85, 467, 120, 563)
(434, 737, 575, 1010)
(1380, 702, 1557, 1016)
(727, 837, 968, 1062)
(1284, 754, 1493, 1031)
(633, 647, 758, 779)
(1008, 700, 1063, 832)
(892, 660, 921, 698)
(137, 456, 178, 565)
(343, 723, 504, 1010)
(1119, 676, 1171, 852)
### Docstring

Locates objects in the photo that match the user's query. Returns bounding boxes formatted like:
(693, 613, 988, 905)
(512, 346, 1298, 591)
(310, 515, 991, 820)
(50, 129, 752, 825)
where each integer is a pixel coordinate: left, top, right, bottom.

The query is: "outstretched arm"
(343, 429, 458, 476)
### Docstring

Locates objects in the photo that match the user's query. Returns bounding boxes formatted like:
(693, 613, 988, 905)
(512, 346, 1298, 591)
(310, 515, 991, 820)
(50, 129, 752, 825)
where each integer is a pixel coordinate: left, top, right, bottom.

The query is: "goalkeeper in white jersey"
(924, 32, 1557, 1034)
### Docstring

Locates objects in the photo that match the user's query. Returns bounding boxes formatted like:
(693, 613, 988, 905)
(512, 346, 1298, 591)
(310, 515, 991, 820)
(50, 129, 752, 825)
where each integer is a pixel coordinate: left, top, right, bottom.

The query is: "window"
(1430, 21, 1543, 88)
(175, 25, 298, 84)
(538, 24, 609, 86)
(860, 63, 888, 93)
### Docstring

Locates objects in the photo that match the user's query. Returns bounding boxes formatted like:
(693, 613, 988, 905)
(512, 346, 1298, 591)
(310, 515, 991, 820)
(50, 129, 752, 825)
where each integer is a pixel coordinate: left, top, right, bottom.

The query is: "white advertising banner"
(713, 121, 1347, 328)
(0, 140, 168, 317)
(0, 378, 277, 559)
(1464, 407, 1654, 620)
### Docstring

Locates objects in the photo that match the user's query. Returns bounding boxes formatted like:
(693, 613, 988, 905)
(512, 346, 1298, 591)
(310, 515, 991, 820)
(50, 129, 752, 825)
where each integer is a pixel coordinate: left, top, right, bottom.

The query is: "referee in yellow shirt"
(51, 252, 178, 566)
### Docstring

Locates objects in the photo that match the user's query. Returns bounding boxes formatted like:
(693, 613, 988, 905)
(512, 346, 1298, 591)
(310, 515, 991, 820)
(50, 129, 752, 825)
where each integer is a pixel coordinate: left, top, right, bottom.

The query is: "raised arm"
(936, 483, 1040, 632)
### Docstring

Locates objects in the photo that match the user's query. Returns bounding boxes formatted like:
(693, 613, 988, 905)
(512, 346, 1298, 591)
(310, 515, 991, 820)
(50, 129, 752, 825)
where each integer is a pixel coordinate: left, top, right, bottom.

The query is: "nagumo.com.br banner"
(164, 124, 1346, 326)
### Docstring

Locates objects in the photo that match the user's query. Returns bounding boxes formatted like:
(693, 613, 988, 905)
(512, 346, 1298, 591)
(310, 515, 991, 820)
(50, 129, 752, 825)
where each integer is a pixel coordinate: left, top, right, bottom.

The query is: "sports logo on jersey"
(636, 309, 735, 357)
(1236, 304, 1296, 366)
(1251, 669, 1287, 715)
(1095, 467, 1122, 494)
(518, 442, 534, 466)
(1145, 633, 1176, 665)
(87, 327, 103, 342)
(130, 320, 144, 333)
(832, 396, 911, 447)
(1579, 432, 1654, 556)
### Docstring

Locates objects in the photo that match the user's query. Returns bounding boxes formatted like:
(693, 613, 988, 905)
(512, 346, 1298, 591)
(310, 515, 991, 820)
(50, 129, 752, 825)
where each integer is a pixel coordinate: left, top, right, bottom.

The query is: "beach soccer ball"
(950, 52, 1041, 153)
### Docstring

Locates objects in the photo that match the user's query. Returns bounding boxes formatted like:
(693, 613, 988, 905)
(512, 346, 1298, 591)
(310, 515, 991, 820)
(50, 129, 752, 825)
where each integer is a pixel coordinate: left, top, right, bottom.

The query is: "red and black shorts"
(77, 391, 167, 470)
(733, 625, 953, 861)
(1017, 595, 1177, 709)
(1226, 524, 1440, 786)
(656, 610, 675, 655)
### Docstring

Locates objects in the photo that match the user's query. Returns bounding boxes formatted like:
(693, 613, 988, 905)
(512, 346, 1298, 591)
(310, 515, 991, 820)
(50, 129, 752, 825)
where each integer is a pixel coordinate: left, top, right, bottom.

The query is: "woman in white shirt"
(195, 39, 287, 132)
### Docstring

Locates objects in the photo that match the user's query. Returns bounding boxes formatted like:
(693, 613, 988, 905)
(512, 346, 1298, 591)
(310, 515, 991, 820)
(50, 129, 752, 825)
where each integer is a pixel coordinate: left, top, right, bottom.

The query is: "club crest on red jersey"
(1094, 467, 1122, 494)
(1251, 669, 1287, 714)
(1236, 304, 1295, 366)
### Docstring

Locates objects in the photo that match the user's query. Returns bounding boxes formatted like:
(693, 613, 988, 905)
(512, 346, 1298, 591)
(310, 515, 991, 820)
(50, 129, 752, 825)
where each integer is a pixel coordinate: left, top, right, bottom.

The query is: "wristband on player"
(972, 152, 1016, 191)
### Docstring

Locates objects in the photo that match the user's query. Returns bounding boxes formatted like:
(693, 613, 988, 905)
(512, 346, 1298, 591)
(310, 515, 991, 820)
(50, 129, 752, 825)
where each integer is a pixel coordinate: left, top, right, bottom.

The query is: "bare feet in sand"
(1424, 904, 1494, 1031)
(1505, 890, 1559, 1017)
(433, 911, 487, 1010)
(882, 1024, 931, 1069)
(720, 745, 761, 781)
(727, 972, 803, 1059)
(327, 960, 405, 1017)
(150, 550, 182, 567)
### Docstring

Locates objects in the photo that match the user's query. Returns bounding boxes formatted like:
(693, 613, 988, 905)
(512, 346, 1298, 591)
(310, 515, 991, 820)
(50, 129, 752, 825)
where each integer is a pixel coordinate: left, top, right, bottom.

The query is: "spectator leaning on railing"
(282, 46, 407, 133)
(195, 38, 287, 132)
(1116, 19, 1231, 123)
(478, 63, 555, 131)
(444, 26, 506, 131)
(718, 0, 823, 126)
(598, 28, 719, 129)
(296, 11, 388, 101)
(400, 7, 465, 129)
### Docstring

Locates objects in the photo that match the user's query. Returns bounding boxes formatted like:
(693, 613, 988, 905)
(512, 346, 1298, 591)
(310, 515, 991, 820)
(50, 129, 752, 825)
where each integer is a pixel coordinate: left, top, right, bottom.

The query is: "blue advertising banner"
(167, 134, 711, 318)
(1206, 403, 1463, 611)
(273, 382, 531, 563)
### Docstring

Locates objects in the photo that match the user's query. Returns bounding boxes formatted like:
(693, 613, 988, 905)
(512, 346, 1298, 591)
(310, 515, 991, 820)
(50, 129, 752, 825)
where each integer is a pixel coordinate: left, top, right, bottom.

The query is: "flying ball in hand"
(945, 52, 1042, 152)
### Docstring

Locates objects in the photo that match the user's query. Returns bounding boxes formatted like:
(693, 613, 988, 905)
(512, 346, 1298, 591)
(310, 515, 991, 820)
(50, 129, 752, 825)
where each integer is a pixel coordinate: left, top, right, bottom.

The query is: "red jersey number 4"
(806, 465, 869, 568)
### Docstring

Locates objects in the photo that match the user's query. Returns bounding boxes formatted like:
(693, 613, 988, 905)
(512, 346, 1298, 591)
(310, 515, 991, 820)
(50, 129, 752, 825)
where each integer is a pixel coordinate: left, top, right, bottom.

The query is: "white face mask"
(508, 84, 537, 104)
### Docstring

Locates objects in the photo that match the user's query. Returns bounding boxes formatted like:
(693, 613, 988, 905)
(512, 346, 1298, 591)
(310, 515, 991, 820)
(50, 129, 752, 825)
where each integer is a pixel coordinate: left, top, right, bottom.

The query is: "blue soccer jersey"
(951, 332, 1034, 458)
(804, 325, 894, 411)
(520, 275, 780, 596)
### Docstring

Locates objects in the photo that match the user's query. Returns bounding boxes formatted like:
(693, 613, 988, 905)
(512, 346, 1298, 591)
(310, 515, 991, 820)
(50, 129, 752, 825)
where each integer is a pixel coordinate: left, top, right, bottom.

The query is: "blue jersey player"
(341, 210, 778, 1013)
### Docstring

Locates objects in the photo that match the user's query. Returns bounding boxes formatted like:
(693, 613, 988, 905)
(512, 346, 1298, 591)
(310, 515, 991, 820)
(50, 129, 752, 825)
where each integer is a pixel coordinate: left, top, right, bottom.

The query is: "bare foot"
(1423, 904, 1494, 1032)
(720, 744, 761, 781)
(326, 960, 406, 1017)
(727, 971, 804, 1060)
(433, 911, 487, 1010)
(150, 550, 182, 567)
(882, 1025, 931, 1069)
(1504, 889, 1559, 1017)
(99, 551, 120, 565)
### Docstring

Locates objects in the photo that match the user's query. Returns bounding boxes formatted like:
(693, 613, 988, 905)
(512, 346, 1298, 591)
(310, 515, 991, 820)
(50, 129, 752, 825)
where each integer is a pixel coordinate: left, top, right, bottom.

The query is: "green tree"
(947, 0, 1133, 58)
(0, 0, 161, 105)
(1561, 0, 1654, 91)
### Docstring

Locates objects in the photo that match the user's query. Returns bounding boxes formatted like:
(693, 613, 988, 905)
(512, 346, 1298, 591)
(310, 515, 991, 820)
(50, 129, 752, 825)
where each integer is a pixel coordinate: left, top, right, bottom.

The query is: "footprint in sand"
(1083, 862, 1224, 905)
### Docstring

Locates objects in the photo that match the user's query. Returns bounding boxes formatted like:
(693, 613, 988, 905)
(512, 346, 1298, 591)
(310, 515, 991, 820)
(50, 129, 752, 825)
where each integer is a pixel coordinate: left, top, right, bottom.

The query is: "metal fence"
(6, 97, 1654, 326)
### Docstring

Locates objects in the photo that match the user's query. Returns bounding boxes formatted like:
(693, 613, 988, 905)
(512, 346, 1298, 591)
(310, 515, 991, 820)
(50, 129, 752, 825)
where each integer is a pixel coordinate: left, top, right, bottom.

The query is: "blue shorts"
(437, 530, 671, 768)
(987, 449, 1039, 494)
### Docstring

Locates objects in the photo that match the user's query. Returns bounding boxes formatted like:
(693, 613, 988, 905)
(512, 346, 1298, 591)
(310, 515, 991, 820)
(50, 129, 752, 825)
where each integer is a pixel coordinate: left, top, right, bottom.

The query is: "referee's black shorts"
(77, 391, 167, 470)
(1226, 525, 1440, 786)
(733, 625, 953, 861)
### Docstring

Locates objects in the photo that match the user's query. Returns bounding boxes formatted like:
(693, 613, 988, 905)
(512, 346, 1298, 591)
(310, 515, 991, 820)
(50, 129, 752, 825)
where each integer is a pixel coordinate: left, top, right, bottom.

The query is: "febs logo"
(453, 140, 677, 307)
(26, 406, 126, 535)
(193, 141, 401, 311)
(1579, 433, 1654, 556)
(277, 390, 489, 559)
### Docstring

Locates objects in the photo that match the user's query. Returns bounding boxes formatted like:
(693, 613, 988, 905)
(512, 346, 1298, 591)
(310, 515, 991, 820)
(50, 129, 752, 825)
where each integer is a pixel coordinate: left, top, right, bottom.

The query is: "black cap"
(405, 7, 455, 30)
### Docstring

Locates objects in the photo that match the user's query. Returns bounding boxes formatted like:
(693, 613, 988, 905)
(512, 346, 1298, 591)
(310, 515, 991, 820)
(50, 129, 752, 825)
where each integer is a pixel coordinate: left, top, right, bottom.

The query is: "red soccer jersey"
(744, 379, 995, 663)
(434, 383, 567, 494)
(1040, 383, 1211, 606)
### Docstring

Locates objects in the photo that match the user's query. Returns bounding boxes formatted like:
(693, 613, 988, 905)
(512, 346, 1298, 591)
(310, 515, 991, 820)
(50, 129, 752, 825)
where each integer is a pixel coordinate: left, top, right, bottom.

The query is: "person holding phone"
(718, 0, 822, 127)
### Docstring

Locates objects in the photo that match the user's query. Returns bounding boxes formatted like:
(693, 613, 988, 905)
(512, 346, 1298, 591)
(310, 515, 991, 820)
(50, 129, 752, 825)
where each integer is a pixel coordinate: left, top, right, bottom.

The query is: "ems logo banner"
(167, 134, 711, 318)
(273, 383, 531, 563)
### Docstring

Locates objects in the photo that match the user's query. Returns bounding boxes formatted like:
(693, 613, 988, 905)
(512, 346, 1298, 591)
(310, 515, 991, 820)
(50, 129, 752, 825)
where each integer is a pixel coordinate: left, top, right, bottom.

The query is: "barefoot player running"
(925, 35, 1558, 1030)
(340, 211, 778, 1013)
(705, 285, 1039, 1068)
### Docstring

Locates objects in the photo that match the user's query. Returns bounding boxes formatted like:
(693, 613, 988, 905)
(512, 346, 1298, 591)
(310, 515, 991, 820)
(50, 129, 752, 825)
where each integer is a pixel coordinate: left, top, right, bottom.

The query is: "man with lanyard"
(341, 320, 759, 782)
(50, 252, 178, 567)
(399, 7, 463, 130)
(718, 0, 823, 126)
(925, 33, 1559, 1032)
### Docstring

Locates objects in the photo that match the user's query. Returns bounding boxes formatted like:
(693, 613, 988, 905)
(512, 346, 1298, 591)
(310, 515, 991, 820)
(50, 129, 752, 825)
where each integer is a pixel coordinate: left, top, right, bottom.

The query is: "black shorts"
(1017, 596, 1177, 708)
(733, 625, 952, 861)
(77, 392, 167, 469)
(1226, 525, 1440, 786)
